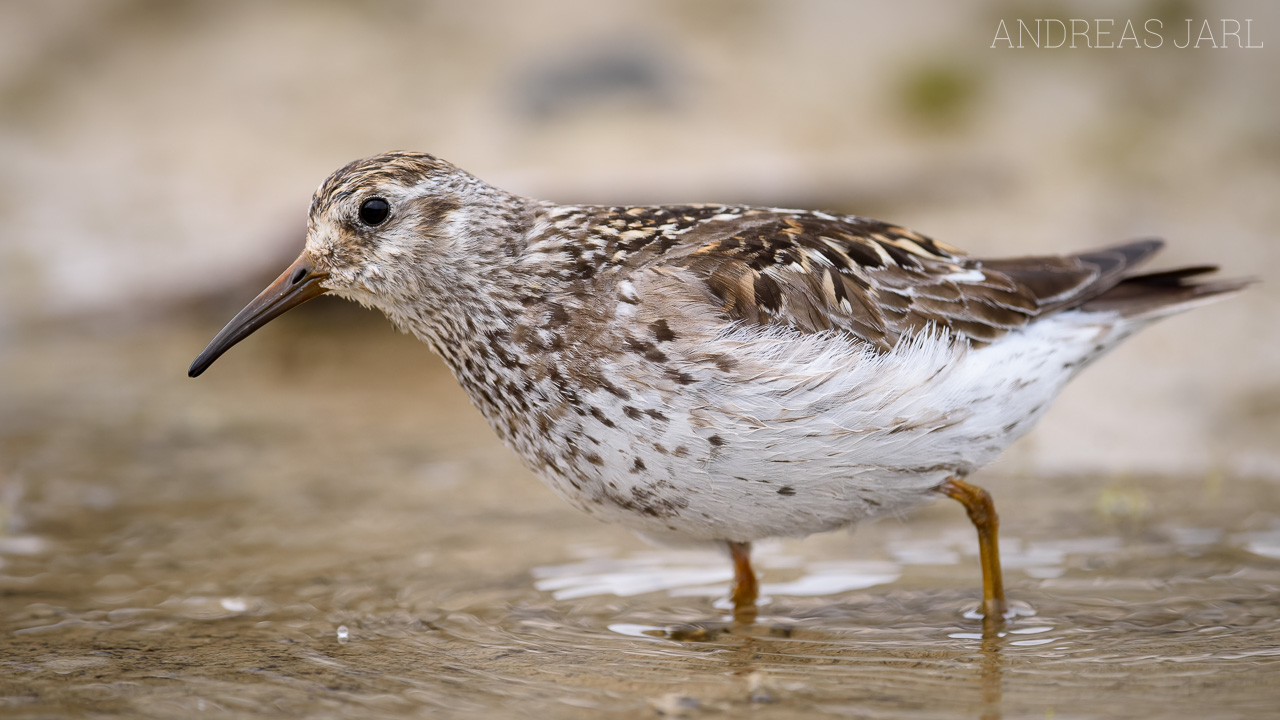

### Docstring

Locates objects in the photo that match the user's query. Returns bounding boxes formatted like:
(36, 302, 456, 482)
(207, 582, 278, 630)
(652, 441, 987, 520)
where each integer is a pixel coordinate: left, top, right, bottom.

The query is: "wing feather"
(637, 212, 1163, 349)
(534, 204, 1185, 352)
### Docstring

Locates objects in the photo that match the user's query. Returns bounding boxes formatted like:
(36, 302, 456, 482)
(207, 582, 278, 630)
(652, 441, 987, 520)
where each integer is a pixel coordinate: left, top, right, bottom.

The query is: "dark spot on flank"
(777, 486, 796, 496)
(586, 454, 604, 466)
(654, 444, 668, 455)
(665, 368, 696, 385)
(504, 382, 530, 412)
(631, 457, 646, 473)
(707, 435, 726, 447)
(589, 407, 616, 428)
(623, 406, 643, 420)
(486, 331, 522, 369)
(601, 484, 688, 518)
(601, 379, 630, 399)
(672, 446, 689, 458)
(548, 369, 580, 404)
(650, 319, 676, 342)
(642, 409, 668, 422)
(712, 354, 737, 373)
(625, 336, 668, 363)
(547, 302, 571, 324)
(474, 386, 497, 411)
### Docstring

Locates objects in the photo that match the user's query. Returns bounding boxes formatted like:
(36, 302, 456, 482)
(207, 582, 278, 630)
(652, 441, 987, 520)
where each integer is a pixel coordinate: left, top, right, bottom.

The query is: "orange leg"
(727, 540, 758, 624)
(940, 478, 1007, 627)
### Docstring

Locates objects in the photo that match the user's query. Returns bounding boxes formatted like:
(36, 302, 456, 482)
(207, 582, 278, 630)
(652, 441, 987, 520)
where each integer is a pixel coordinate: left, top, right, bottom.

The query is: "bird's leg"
(726, 540, 758, 624)
(940, 478, 1007, 627)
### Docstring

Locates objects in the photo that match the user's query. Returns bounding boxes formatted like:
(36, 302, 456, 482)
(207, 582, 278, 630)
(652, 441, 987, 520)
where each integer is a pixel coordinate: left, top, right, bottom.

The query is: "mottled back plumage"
(521, 202, 1222, 354)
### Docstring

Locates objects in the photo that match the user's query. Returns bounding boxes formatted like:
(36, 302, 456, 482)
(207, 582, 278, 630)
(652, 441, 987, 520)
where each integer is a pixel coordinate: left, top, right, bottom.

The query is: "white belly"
(527, 310, 1129, 545)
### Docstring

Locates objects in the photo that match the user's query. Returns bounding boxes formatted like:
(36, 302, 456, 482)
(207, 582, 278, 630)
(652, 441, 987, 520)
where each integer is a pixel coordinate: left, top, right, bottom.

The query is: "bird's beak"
(188, 253, 330, 377)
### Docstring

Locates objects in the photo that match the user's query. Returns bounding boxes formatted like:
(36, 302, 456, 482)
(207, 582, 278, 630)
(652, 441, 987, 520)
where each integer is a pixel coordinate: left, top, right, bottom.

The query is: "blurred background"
(1, 2, 1279, 717)
(2, 0, 1276, 477)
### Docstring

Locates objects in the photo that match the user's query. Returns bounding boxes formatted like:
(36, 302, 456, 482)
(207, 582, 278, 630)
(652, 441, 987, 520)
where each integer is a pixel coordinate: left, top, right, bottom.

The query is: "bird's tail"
(1078, 263, 1254, 320)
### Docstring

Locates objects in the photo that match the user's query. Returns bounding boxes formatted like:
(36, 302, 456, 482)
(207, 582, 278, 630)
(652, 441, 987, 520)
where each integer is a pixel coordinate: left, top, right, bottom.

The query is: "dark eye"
(359, 197, 390, 226)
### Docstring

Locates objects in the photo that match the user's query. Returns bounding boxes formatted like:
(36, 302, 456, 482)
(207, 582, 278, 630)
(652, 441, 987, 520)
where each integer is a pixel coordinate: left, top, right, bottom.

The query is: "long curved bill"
(188, 253, 329, 378)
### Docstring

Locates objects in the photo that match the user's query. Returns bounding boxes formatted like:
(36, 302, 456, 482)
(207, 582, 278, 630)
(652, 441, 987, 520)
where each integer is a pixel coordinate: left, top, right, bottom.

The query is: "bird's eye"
(359, 197, 390, 226)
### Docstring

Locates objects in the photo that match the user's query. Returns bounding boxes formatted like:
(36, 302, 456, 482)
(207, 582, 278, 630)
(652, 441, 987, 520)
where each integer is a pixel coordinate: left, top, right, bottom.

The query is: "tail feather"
(1073, 238, 1166, 277)
(983, 238, 1251, 321)
(1080, 264, 1253, 319)
(979, 239, 1166, 313)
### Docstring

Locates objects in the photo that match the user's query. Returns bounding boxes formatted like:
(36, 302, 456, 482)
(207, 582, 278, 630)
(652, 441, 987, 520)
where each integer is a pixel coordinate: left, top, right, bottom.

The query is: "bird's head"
(188, 151, 530, 377)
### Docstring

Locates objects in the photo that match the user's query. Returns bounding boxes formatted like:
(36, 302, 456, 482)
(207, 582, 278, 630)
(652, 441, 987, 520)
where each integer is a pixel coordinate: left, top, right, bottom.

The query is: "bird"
(189, 151, 1248, 628)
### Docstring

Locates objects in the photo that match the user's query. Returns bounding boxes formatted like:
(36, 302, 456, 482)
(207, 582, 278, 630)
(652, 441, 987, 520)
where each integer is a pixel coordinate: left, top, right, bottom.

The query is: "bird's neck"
(370, 194, 558, 382)
(381, 202, 534, 339)
(378, 199, 606, 449)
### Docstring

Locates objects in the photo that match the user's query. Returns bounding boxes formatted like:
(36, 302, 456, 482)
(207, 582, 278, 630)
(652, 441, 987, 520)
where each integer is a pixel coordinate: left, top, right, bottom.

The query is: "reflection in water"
(980, 632, 1003, 720)
(533, 548, 901, 603)
(1239, 525, 1280, 559)
(1, 322, 1278, 718)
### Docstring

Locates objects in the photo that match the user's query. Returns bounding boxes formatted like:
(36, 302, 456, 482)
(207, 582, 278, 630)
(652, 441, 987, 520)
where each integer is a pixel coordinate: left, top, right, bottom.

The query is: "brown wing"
(641, 210, 1165, 351)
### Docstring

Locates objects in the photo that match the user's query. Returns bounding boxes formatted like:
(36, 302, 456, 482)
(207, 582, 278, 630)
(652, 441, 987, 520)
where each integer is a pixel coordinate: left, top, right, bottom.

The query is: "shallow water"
(2, 311, 1278, 718)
